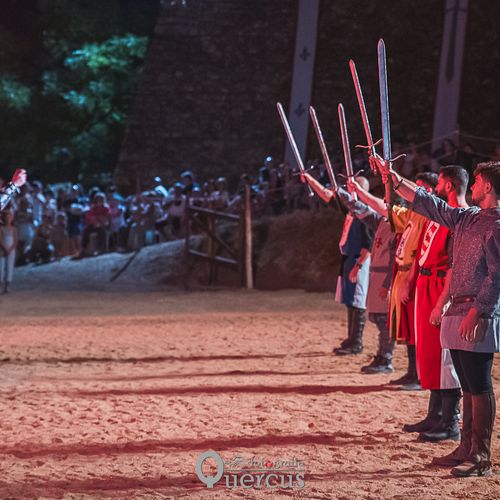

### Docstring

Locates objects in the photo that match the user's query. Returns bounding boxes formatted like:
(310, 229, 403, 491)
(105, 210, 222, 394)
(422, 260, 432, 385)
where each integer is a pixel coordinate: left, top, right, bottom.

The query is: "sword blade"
(309, 106, 338, 191)
(276, 102, 314, 196)
(377, 39, 394, 221)
(377, 39, 391, 161)
(349, 59, 375, 156)
(338, 103, 354, 179)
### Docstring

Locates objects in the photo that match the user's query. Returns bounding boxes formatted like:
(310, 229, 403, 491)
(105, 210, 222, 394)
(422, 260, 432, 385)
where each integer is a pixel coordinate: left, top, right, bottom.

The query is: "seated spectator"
(108, 189, 127, 251)
(44, 187, 58, 222)
(63, 185, 86, 256)
(77, 192, 110, 258)
(15, 196, 35, 266)
(31, 181, 46, 227)
(27, 214, 54, 264)
(50, 211, 68, 259)
(212, 177, 229, 211)
(180, 171, 199, 195)
(153, 176, 169, 198)
(163, 182, 186, 239)
(142, 197, 163, 245)
(126, 194, 145, 250)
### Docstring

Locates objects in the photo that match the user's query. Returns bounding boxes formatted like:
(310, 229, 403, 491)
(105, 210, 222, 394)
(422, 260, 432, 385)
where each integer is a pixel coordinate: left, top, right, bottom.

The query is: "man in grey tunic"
(375, 158, 500, 478)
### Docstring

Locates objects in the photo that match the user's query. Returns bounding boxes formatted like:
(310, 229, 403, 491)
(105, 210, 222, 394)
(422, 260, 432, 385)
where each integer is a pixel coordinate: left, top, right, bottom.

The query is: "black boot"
(333, 307, 354, 352)
(361, 355, 394, 374)
(433, 391, 472, 466)
(419, 389, 461, 442)
(335, 307, 365, 355)
(403, 390, 442, 433)
(390, 344, 417, 385)
(452, 392, 495, 477)
(397, 345, 421, 390)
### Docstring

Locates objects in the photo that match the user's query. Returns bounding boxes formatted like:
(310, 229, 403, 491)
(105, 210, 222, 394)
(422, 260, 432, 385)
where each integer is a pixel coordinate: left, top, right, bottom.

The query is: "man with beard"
(403, 166, 468, 443)
(376, 159, 500, 478)
(348, 173, 438, 390)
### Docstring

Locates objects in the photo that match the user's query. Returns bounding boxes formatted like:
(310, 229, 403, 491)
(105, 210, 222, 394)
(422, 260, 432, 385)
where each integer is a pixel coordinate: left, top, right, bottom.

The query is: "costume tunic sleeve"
(474, 224, 500, 316)
(411, 187, 468, 230)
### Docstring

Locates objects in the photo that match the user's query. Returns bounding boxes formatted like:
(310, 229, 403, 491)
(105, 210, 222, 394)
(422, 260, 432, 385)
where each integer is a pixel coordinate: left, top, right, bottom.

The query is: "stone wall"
(115, 0, 444, 191)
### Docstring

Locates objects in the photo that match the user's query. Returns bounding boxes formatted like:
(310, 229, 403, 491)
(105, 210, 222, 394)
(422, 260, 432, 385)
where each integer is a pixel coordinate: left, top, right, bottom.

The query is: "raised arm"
(333, 185, 384, 233)
(301, 172, 334, 204)
(347, 178, 388, 218)
(372, 155, 466, 230)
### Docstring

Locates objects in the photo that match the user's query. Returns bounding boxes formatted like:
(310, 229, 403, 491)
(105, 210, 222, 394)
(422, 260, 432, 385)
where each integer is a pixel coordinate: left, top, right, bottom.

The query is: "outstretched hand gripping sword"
(337, 103, 357, 200)
(309, 106, 338, 192)
(276, 102, 314, 197)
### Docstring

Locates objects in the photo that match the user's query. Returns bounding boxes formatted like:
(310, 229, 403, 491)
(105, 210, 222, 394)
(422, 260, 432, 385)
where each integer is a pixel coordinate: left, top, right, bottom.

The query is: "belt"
(397, 264, 412, 272)
(451, 295, 476, 305)
(419, 267, 447, 278)
(370, 266, 390, 273)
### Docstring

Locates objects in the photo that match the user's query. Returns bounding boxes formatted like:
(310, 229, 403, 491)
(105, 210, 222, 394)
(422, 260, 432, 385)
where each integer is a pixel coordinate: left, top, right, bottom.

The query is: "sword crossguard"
(355, 138, 383, 151)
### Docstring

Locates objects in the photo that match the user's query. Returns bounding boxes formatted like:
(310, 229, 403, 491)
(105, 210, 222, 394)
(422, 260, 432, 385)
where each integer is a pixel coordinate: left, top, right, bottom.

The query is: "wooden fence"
(184, 185, 253, 288)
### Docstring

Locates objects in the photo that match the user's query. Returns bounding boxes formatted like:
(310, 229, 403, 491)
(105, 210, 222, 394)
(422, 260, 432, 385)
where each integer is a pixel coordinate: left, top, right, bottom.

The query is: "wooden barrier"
(184, 185, 253, 287)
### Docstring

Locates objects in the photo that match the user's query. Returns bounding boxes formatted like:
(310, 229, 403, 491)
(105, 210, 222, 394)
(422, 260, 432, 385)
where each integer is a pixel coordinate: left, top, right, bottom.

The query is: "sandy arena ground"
(0, 288, 499, 499)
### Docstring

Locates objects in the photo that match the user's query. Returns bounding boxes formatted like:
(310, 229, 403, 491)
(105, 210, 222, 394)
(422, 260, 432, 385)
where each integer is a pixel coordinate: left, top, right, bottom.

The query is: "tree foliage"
(0, 0, 158, 184)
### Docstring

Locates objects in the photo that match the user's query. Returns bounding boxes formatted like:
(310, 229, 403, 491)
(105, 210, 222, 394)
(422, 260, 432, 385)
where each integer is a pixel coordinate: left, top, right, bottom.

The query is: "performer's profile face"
(435, 174, 452, 200)
(471, 174, 487, 205)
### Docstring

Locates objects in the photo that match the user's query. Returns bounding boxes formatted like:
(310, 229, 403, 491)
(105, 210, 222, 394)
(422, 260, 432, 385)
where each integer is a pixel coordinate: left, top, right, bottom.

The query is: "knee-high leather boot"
(335, 307, 365, 355)
(432, 391, 472, 466)
(452, 391, 495, 477)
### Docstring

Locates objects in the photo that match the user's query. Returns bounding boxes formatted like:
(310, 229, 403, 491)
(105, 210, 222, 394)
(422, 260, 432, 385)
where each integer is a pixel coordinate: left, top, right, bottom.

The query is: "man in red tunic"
(402, 166, 469, 442)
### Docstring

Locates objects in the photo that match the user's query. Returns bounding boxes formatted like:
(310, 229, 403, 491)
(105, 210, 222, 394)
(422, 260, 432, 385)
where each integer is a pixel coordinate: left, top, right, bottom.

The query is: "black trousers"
(450, 349, 494, 395)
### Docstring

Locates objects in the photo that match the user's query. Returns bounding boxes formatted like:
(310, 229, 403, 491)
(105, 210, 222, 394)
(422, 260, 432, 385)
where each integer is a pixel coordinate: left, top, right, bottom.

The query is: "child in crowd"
(50, 211, 68, 259)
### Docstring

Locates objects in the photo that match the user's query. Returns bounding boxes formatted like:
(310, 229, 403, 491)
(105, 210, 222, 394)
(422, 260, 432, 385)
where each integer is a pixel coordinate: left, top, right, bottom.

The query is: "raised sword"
(377, 39, 393, 207)
(309, 106, 338, 192)
(276, 102, 314, 197)
(337, 103, 357, 200)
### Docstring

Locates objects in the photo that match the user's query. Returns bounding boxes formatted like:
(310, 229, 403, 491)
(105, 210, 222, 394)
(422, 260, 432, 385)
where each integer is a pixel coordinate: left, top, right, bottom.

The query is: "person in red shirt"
(78, 192, 110, 257)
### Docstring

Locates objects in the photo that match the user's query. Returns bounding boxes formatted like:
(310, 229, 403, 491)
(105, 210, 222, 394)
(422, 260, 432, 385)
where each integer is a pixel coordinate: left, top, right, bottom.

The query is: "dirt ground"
(0, 288, 499, 499)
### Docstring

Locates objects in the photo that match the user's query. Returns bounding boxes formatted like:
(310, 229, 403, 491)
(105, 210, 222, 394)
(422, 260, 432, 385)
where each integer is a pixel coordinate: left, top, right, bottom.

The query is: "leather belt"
(451, 295, 476, 305)
(419, 267, 447, 278)
(397, 264, 412, 272)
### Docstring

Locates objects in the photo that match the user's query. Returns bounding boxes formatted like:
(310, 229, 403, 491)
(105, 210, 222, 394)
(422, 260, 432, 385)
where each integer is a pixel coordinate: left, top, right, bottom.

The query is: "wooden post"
(183, 195, 191, 290)
(207, 213, 216, 284)
(244, 184, 254, 290)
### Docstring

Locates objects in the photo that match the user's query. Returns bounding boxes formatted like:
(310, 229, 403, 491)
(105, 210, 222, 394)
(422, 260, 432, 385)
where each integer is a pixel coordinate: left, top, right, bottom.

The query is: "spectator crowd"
(0, 136, 498, 285)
